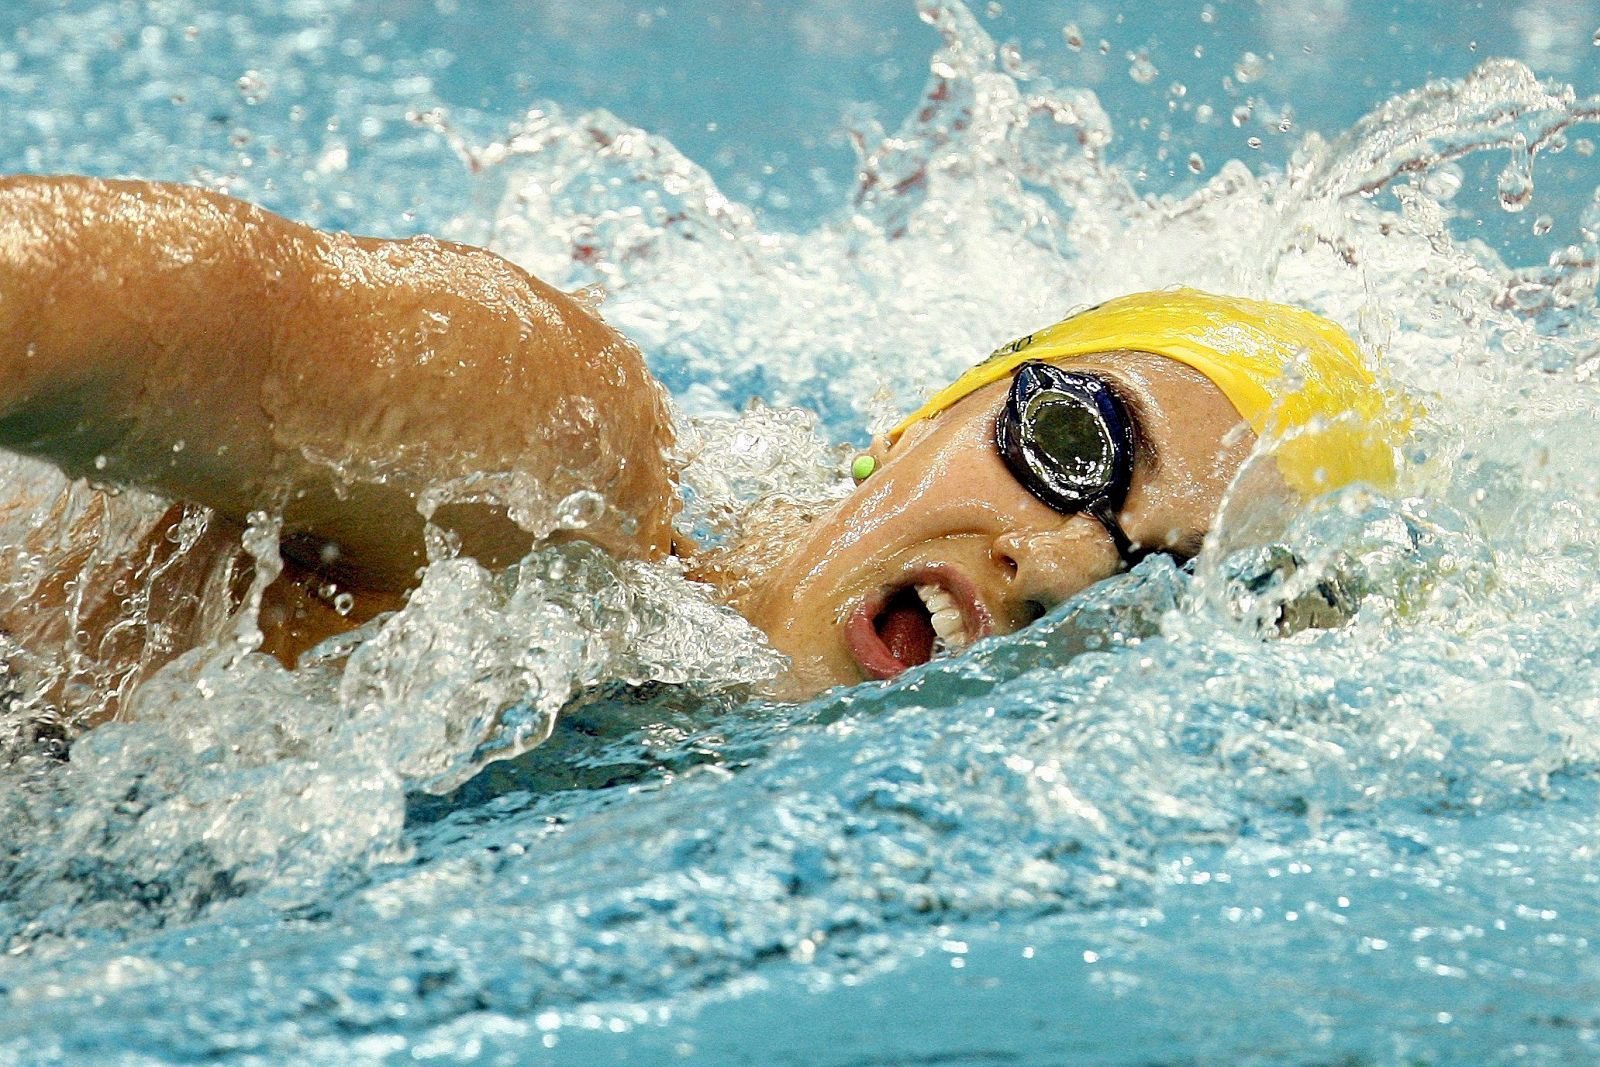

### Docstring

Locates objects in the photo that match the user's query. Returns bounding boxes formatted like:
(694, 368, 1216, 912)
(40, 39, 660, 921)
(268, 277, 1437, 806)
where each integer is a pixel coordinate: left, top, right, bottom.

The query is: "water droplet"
(1187, 153, 1205, 173)
(1532, 215, 1553, 236)
(998, 41, 1033, 77)
(1062, 24, 1083, 51)
(1421, 166, 1463, 201)
(1128, 52, 1158, 84)
(1497, 155, 1534, 213)
(1233, 51, 1265, 83)
(236, 70, 267, 105)
(570, 283, 608, 310)
(555, 490, 607, 530)
(1581, 196, 1600, 243)
(1231, 103, 1253, 127)
(1247, 136, 1263, 150)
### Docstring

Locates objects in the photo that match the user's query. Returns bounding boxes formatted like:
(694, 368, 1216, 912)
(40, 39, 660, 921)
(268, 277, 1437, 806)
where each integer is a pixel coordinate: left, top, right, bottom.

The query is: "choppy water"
(0, 1, 1598, 1063)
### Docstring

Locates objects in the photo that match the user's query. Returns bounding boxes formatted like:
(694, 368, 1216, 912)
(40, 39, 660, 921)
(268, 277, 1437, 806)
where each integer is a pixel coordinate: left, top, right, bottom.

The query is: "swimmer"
(719, 285, 1407, 693)
(0, 175, 1407, 721)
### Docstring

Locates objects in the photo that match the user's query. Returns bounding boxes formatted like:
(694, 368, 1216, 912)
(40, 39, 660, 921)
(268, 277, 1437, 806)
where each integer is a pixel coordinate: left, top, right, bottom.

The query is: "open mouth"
(846, 569, 991, 680)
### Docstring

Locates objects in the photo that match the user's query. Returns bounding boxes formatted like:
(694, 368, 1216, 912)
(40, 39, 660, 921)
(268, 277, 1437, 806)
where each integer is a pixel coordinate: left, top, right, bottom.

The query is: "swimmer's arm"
(0, 175, 676, 590)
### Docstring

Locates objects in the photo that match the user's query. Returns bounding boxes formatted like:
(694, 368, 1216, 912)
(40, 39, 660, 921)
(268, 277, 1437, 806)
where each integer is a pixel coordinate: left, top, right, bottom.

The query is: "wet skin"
(0, 175, 679, 722)
(730, 350, 1259, 696)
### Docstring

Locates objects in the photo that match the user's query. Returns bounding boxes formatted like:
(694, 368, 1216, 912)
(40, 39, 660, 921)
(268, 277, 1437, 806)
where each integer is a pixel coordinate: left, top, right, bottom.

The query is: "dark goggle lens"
(995, 362, 1134, 515)
(1023, 393, 1116, 488)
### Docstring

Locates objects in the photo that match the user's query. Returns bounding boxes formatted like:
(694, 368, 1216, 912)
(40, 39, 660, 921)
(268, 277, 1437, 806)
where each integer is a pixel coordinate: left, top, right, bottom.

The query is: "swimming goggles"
(994, 361, 1145, 567)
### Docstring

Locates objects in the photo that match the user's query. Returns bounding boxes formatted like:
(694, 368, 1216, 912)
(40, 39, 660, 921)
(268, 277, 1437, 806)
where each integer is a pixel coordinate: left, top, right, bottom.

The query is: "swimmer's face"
(733, 351, 1258, 697)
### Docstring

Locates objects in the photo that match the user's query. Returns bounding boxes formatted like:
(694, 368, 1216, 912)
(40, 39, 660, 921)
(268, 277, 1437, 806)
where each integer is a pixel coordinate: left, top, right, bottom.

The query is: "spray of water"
(0, 8, 1597, 1054)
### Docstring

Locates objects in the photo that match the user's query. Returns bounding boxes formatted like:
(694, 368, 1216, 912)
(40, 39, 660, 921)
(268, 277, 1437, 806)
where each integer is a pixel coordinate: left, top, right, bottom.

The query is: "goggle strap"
(1088, 500, 1144, 571)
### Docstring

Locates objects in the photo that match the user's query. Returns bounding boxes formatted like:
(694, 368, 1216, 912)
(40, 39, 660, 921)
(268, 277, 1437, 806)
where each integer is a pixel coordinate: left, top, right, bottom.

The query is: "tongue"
(878, 595, 935, 668)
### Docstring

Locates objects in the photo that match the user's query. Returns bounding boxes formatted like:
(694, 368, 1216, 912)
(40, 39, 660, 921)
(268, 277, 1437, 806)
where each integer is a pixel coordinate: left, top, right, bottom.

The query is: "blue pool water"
(0, 1, 1598, 1063)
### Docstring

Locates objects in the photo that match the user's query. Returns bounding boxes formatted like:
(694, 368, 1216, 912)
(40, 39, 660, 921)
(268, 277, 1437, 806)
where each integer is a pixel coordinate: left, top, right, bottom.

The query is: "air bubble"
(1200, 4, 1215, 23)
(1169, 82, 1187, 98)
(93, 454, 107, 470)
(1575, 138, 1595, 157)
(1246, 136, 1263, 150)
(1593, 26, 1599, 45)
(333, 592, 355, 616)
(1195, 103, 1214, 124)
(1187, 153, 1204, 173)
(1233, 52, 1265, 83)
(1231, 103, 1252, 127)
(1062, 24, 1083, 51)
(1128, 53, 1158, 85)
(1531, 215, 1553, 236)
(985, 1, 1003, 16)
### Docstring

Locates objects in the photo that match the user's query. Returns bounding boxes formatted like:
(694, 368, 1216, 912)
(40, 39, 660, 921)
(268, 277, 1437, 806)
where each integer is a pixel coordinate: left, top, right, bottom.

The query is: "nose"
(990, 520, 1121, 623)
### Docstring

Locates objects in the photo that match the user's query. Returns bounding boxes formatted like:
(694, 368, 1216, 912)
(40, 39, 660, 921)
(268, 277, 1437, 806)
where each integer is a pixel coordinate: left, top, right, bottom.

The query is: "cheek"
(1120, 461, 1215, 546)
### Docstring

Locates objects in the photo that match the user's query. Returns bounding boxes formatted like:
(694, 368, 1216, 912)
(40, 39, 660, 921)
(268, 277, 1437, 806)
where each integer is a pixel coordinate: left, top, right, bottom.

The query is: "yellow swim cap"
(889, 288, 1411, 495)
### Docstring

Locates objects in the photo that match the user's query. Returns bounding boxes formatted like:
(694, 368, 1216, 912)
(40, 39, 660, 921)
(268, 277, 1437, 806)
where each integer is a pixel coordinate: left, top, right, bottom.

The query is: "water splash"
(0, 0, 1597, 1062)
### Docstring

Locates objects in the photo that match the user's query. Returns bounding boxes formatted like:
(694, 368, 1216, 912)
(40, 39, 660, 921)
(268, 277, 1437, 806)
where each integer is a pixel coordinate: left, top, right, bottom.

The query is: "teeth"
(915, 583, 972, 653)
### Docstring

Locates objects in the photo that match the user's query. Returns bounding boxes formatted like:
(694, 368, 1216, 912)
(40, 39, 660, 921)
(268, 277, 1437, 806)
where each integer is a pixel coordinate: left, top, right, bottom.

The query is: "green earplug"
(851, 454, 878, 483)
